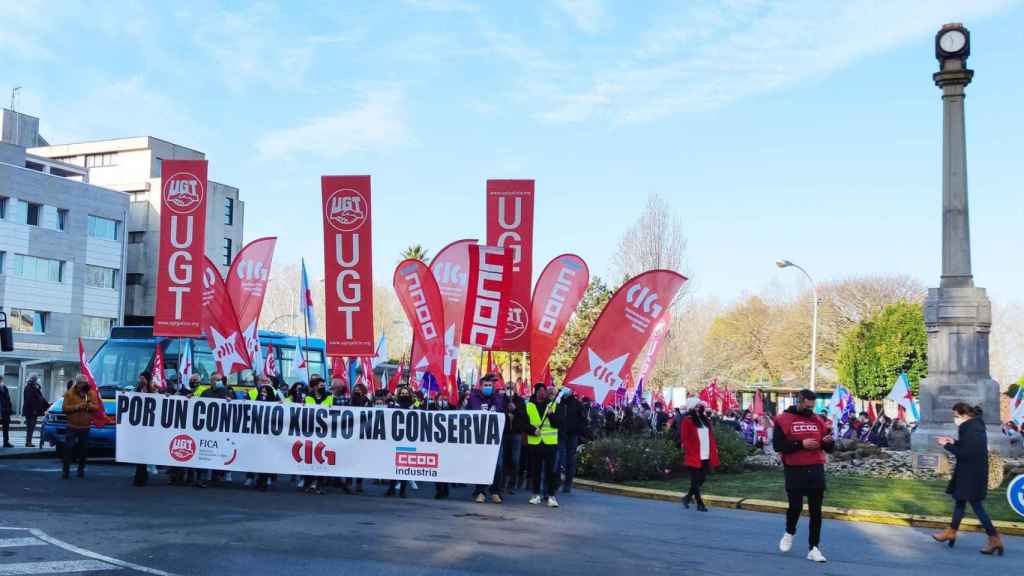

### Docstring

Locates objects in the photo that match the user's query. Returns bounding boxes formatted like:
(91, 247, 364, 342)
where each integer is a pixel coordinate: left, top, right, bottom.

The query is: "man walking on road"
(62, 375, 98, 479)
(773, 389, 834, 563)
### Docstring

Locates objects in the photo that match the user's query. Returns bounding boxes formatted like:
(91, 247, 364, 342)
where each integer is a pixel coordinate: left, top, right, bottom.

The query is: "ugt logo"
(162, 172, 204, 214)
(326, 188, 367, 232)
(292, 440, 337, 466)
(395, 447, 439, 469)
(168, 434, 196, 463)
(624, 284, 663, 332)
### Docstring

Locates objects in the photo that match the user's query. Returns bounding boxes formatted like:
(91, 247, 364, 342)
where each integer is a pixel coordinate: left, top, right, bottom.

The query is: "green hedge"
(577, 424, 748, 482)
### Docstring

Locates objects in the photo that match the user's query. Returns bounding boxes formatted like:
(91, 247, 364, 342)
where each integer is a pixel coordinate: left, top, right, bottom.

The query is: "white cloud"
(539, 0, 1013, 124)
(256, 88, 409, 158)
(553, 0, 607, 33)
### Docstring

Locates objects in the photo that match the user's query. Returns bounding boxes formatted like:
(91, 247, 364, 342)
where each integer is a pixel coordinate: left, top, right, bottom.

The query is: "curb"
(0, 448, 59, 460)
(574, 479, 1024, 537)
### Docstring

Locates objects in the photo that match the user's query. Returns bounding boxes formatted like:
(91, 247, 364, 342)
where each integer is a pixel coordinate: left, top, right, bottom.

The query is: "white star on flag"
(569, 349, 629, 405)
(243, 320, 261, 375)
(211, 327, 248, 375)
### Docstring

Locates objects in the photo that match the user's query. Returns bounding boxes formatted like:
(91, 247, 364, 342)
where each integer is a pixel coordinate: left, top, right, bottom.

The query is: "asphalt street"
(0, 457, 1017, 575)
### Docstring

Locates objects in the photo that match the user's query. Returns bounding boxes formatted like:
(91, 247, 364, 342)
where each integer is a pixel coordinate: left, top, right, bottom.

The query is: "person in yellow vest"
(304, 376, 331, 406)
(527, 382, 561, 508)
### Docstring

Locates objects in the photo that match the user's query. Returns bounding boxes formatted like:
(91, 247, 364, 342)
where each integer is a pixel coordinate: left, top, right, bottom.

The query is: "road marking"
(0, 538, 44, 548)
(0, 560, 118, 575)
(27, 529, 178, 576)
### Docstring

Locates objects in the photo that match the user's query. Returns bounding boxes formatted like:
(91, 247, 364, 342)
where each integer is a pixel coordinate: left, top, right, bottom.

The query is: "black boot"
(682, 493, 692, 509)
(696, 496, 708, 512)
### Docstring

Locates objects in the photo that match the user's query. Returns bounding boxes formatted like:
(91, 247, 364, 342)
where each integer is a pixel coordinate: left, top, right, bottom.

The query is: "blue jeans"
(952, 499, 996, 535)
(556, 434, 579, 489)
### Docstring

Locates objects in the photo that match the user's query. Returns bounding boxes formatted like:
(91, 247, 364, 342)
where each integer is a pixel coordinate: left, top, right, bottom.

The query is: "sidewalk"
(574, 478, 1024, 537)
(0, 430, 58, 459)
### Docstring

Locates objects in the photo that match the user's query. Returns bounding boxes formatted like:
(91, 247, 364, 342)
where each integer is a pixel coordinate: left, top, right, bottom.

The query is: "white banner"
(114, 392, 504, 484)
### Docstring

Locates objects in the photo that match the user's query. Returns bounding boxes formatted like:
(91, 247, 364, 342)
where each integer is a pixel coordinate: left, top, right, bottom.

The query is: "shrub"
(577, 424, 750, 482)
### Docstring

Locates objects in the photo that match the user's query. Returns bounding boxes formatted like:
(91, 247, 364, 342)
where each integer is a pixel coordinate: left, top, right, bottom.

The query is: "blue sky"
(3, 0, 1022, 305)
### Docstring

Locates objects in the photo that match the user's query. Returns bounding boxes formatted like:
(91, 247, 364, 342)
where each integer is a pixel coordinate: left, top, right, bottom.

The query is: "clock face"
(940, 30, 967, 53)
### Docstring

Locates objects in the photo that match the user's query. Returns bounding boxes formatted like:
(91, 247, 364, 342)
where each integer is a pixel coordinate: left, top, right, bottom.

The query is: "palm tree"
(401, 244, 430, 264)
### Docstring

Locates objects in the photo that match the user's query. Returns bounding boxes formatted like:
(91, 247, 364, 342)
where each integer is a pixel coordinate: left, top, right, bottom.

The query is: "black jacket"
(0, 385, 12, 418)
(506, 394, 531, 435)
(22, 383, 49, 418)
(555, 396, 587, 439)
(944, 417, 989, 502)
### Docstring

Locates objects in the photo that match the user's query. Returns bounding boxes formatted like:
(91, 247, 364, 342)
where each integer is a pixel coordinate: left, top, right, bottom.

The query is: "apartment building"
(31, 137, 244, 325)
(0, 109, 129, 408)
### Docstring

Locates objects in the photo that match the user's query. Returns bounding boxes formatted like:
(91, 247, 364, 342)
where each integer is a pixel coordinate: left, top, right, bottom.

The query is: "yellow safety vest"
(304, 395, 333, 406)
(248, 388, 258, 401)
(192, 385, 209, 398)
(526, 401, 558, 446)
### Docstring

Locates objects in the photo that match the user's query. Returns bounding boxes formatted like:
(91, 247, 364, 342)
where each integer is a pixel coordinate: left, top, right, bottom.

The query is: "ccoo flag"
(394, 259, 447, 393)
(528, 254, 589, 382)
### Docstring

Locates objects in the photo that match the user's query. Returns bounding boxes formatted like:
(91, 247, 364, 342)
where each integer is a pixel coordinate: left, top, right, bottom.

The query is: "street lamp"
(776, 259, 819, 392)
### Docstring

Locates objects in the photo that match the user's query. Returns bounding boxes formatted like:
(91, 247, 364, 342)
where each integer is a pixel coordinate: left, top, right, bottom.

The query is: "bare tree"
(612, 192, 686, 282)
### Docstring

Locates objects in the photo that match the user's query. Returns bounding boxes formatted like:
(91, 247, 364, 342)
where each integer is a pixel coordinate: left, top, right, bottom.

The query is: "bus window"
(89, 341, 154, 389)
(279, 346, 325, 384)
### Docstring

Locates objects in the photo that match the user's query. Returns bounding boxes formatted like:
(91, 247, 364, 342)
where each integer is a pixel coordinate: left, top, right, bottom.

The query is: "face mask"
(214, 382, 225, 390)
(482, 386, 493, 396)
(954, 416, 966, 426)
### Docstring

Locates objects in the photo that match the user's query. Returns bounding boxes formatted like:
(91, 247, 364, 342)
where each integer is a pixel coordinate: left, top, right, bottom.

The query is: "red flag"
(898, 404, 906, 421)
(331, 357, 348, 383)
(753, 388, 765, 417)
(487, 352, 506, 389)
(461, 245, 512, 349)
(867, 400, 877, 422)
(543, 366, 553, 388)
(563, 270, 686, 406)
(154, 160, 207, 337)
(321, 176, 374, 356)
(421, 239, 475, 385)
(528, 254, 589, 381)
(201, 257, 252, 374)
(264, 343, 278, 377)
(152, 344, 166, 391)
(226, 237, 277, 367)
(361, 357, 377, 395)
(78, 338, 111, 427)
(394, 259, 447, 388)
(486, 179, 534, 351)
(388, 361, 404, 394)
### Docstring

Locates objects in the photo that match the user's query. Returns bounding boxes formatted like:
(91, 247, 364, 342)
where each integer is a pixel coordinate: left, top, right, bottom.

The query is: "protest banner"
(115, 392, 504, 484)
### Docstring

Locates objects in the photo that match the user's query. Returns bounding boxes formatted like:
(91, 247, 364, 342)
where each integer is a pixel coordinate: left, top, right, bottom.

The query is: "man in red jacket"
(773, 389, 834, 563)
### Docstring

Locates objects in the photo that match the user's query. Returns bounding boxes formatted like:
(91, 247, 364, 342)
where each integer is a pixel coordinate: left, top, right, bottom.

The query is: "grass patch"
(624, 468, 1020, 523)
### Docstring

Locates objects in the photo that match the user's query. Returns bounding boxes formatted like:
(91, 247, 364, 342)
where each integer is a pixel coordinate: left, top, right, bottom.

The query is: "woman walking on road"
(680, 398, 718, 512)
(931, 403, 1004, 556)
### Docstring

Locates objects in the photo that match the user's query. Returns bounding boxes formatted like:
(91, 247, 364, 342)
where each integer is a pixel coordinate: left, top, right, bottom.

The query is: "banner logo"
(326, 188, 367, 232)
(291, 440, 337, 466)
(1008, 475, 1024, 518)
(168, 434, 196, 462)
(504, 300, 528, 340)
(625, 285, 663, 332)
(395, 447, 439, 469)
(162, 172, 205, 215)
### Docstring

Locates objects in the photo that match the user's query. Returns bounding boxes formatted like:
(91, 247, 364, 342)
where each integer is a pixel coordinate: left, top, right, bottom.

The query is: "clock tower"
(913, 24, 1010, 460)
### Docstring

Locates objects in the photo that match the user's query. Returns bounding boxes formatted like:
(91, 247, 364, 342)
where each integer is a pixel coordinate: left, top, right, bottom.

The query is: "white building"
(31, 137, 244, 325)
(0, 109, 129, 407)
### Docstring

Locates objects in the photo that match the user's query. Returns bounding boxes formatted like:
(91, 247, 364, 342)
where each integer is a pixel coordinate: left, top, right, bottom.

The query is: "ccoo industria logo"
(326, 188, 367, 232)
(162, 172, 205, 215)
(395, 447, 439, 478)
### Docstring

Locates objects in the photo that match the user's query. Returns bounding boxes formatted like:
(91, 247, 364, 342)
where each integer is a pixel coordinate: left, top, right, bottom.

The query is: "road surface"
(0, 458, 1015, 575)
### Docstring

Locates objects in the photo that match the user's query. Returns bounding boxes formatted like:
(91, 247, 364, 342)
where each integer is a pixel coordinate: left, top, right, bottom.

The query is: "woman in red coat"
(680, 397, 719, 511)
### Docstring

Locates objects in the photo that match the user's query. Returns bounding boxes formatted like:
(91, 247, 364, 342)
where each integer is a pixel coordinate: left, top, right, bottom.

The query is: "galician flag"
(885, 372, 920, 421)
(371, 335, 388, 368)
(180, 339, 194, 389)
(828, 385, 852, 436)
(1010, 385, 1024, 426)
(299, 258, 317, 333)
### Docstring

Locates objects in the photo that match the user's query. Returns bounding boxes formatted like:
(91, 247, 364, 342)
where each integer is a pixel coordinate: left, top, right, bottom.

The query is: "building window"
(0, 197, 7, 219)
(84, 153, 116, 168)
(86, 265, 118, 289)
(16, 200, 41, 226)
(224, 197, 234, 226)
(128, 231, 145, 244)
(10, 308, 47, 334)
(81, 316, 114, 339)
(11, 254, 64, 283)
(223, 238, 232, 266)
(154, 157, 162, 177)
(57, 209, 68, 231)
(0, 251, 4, 273)
(126, 273, 144, 286)
(87, 215, 119, 240)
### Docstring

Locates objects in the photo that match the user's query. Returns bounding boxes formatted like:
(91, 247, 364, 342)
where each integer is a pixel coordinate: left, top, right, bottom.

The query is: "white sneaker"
(779, 533, 794, 553)
(225, 472, 233, 482)
(547, 496, 559, 508)
(243, 478, 254, 488)
(806, 547, 827, 563)
(297, 478, 305, 489)
(267, 479, 273, 488)
(529, 495, 542, 505)
(475, 493, 486, 503)
(410, 481, 419, 490)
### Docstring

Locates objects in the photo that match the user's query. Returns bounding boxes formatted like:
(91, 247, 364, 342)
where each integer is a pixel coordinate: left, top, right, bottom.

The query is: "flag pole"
(302, 311, 311, 384)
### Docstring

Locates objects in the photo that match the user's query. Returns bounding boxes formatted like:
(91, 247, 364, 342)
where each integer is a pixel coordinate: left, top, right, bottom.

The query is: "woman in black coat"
(931, 402, 1003, 556)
